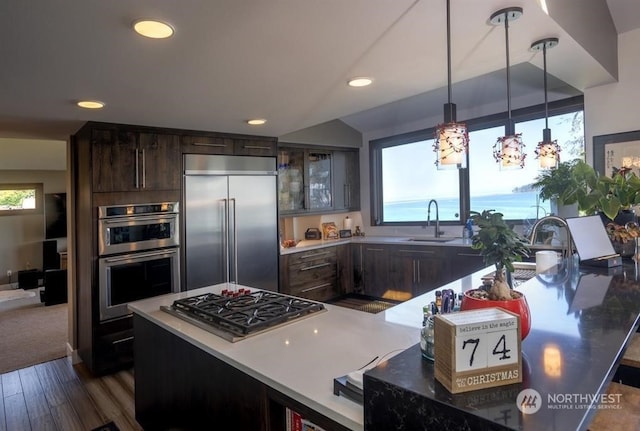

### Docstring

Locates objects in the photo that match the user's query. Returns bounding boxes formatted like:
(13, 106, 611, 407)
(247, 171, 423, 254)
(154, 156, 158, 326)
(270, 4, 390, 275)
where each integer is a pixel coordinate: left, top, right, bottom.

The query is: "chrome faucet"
(427, 199, 441, 238)
(529, 215, 574, 259)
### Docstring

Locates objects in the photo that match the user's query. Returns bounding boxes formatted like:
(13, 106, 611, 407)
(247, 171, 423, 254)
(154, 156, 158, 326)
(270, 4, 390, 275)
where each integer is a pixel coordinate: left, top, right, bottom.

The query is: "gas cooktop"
(161, 288, 326, 342)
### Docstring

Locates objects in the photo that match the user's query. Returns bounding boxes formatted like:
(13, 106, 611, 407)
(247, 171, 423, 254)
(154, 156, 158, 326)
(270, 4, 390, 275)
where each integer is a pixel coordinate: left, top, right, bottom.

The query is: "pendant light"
(433, 0, 469, 169)
(491, 7, 525, 169)
(531, 37, 560, 169)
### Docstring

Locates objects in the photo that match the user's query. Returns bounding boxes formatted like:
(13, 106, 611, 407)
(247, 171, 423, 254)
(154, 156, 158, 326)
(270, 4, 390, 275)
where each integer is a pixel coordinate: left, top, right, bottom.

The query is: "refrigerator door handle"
(230, 198, 238, 284)
(223, 198, 230, 283)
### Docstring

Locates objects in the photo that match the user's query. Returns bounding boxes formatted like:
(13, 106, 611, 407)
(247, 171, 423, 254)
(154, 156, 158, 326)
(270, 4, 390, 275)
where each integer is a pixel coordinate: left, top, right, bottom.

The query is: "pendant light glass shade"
(494, 133, 525, 168)
(434, 121, 469, 168)
(490, 7, 524, 170)
(531, 37, 560, 169)
(433, 0, 469, 169)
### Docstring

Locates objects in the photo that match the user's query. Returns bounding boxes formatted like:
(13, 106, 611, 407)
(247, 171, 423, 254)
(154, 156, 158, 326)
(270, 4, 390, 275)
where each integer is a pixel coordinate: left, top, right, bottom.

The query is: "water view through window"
(380, 111, 584, 224)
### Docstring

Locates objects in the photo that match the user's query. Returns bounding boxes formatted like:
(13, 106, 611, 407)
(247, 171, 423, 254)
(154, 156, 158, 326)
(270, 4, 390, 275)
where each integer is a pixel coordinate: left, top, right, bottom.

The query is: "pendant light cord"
(446, 0, 452, 105)
(543, 44, 549, 130)
(504, 16, 513, 132)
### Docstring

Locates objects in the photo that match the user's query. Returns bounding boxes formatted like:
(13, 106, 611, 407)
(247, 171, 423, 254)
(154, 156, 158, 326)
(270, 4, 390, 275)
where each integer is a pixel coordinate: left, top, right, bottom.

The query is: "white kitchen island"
(128, 282, 426, 430)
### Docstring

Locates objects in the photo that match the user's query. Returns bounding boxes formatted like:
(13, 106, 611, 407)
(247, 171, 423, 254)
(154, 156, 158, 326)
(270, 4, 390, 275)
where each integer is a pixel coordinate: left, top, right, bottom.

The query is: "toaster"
(304, 228, 321, 240)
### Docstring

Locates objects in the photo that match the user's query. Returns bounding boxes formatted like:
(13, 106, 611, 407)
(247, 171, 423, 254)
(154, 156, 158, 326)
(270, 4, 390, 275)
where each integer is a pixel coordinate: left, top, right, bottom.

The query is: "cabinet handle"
(192, 142, 227, 148)
(301, 282, 332, 293)
(413, 260, 417, 284)
(112, 336, 134, 345)
(344, 184, 349, 207)
(242, 145, 272, 150)
(398, 249, 435, 254)
(457, 253, 481, 257)
(141, 148, 146, 189)
(299, 251, 332, 259)
(366, 248, 383, 252)
(416, 261, 421, 283)
(135, 149, 140, 189)
(300, 262, 331, 271)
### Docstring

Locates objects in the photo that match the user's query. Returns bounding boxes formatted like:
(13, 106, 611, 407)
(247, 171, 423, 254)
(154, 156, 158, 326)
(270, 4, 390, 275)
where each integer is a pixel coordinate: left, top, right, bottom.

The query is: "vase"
(460, 290, 531, 340)
(614, 209, 637, 226)
(612, 239, 636, 258)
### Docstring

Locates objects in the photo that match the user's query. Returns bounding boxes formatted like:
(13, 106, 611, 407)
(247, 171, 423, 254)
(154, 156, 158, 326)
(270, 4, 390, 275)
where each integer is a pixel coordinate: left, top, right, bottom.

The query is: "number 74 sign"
(434, 308, 522, 394)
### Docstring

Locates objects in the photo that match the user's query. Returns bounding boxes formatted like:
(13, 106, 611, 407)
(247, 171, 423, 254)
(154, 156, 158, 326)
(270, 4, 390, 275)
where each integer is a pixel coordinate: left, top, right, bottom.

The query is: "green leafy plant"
(564, 162, 640, 221)
(470, 210, 531, 300)
(531, 159, 582, 203)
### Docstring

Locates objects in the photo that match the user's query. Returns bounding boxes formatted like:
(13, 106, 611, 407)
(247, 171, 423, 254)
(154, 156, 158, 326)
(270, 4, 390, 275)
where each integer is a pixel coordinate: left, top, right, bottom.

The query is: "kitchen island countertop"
(128, 282, 423, 430)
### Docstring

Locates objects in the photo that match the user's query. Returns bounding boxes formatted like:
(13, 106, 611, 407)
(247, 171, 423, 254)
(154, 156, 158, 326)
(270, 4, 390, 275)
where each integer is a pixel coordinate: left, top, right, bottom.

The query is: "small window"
(0, 183, 44, 216)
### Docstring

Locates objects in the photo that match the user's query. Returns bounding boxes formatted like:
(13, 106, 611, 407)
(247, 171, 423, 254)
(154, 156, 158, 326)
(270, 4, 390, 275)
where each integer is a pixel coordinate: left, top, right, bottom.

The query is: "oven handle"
(101, 248, 178, 263)
(100, 214, 178, 224)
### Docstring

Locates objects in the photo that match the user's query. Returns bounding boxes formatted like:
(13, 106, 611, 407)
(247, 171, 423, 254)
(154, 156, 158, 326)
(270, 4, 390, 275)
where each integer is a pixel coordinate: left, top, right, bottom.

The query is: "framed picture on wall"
(593, 130, 640, 176)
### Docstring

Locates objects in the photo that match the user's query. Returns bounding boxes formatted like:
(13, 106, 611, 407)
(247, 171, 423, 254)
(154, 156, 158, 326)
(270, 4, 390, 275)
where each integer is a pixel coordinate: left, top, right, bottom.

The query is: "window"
(370, 97, 584, 225)
(0, 183, 44, 216)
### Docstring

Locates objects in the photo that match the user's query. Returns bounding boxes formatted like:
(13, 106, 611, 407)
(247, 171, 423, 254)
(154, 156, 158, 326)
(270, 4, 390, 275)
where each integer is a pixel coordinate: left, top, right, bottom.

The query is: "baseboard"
(0, 283, 19, 291)
(67, 343, 83, 365)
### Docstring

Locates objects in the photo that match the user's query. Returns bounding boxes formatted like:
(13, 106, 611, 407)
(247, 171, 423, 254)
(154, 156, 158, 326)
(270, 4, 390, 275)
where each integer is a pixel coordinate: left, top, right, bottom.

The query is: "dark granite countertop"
(364, 259, 640, 431)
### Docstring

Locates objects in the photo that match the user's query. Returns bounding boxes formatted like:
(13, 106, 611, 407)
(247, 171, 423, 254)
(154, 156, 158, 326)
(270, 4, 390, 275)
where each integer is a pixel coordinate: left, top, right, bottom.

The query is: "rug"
(0, 302, 67, 374)
(0, 289, 36, 303)
(92, 422, 120, 431)
(356, 300, 396, 314)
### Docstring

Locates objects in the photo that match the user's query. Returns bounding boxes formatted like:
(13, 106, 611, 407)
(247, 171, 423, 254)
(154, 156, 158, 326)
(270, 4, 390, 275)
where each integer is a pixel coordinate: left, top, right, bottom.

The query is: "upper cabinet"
(181, 134, 276, 157)
(278, 143, 359, 215)
(92, 129, 180, 192)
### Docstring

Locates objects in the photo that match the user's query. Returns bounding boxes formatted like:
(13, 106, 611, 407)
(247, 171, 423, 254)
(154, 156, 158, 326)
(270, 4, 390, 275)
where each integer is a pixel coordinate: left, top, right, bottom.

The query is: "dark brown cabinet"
(360, 245, 390, 298)
(280, 247, 339, 302)
(445, 246, 486, 283)
(333, 150, 360, 211)
(181, 134, 276, 156)
(388, 246, 447, 298)
(92, 129, 180, 192)
(277, 143, 359, 215)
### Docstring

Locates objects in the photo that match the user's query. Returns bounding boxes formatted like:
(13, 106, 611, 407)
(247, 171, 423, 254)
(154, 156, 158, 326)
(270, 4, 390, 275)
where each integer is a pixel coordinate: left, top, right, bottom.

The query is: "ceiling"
(0, 0, 638, 143)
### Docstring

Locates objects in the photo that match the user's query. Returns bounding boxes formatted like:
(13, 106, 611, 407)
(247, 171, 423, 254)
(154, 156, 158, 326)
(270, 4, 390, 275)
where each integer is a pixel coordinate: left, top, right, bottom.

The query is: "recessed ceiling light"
(348, 77, 373, 87)
(133, 19, 174, 39)
(77, 100, 105, 109)
(247, 119, 267, 125)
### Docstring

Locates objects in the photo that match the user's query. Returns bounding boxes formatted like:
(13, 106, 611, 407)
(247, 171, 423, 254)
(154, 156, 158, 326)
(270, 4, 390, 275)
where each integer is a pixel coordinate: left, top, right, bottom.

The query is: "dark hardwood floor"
(0, 357, 141, 431)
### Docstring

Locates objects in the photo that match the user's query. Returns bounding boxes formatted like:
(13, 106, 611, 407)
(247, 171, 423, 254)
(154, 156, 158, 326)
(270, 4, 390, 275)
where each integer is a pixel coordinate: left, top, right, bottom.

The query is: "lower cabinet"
(280, 247, 339, 301)
(445, 246, 486, 283)
(389, 246, 445, 298)
(134, 315, 350, 431)
(360, 245, 390, 298)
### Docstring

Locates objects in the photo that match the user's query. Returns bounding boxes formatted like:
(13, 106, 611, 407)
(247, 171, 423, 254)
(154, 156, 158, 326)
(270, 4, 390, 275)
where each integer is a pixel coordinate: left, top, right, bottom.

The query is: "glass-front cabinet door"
(307, 151, 332, 210)
(277, 148, 305, 212)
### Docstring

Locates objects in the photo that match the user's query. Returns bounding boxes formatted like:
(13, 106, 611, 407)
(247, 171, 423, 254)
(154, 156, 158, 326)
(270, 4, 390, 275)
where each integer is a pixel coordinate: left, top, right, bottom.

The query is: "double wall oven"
(98, 202, 180, 321)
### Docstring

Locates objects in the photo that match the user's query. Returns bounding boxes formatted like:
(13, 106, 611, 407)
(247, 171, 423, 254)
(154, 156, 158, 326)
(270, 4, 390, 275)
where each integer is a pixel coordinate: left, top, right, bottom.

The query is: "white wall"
(584, 28, 640, 164)
(0, 170, 66, 285)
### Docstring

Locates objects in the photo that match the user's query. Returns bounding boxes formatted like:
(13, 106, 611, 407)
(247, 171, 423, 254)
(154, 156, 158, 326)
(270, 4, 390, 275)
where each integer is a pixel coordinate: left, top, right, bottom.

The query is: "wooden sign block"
(434, 308, 522, 394)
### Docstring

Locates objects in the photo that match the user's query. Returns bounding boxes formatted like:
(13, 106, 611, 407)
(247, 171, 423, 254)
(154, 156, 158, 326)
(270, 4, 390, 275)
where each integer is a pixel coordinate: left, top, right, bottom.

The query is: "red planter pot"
(460, 290, 531, 340)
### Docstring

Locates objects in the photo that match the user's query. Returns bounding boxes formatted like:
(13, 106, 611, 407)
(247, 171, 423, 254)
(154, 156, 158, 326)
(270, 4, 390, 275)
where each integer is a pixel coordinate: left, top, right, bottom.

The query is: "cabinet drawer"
(181, 135, 234, 155)
(287, 248, 336, 265)
(288, 278, 338, 302)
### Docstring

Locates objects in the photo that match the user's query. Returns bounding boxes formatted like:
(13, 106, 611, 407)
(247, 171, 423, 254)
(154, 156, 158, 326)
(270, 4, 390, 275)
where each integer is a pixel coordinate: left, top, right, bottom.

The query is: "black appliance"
(161, 289, 326, 342)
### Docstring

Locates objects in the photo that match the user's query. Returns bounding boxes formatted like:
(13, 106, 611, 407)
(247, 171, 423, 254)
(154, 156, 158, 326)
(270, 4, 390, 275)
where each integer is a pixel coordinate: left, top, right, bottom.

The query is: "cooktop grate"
(167, 290, 326, 338)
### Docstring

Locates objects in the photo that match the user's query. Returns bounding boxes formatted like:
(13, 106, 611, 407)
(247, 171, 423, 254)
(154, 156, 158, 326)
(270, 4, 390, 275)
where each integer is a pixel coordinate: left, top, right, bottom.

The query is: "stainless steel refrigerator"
(183, 154, 278, 291)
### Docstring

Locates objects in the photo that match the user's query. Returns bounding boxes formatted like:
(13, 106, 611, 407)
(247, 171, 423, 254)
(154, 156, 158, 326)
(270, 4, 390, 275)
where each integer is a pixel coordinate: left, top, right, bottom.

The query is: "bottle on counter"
(462, 218, 474, 242)
(420, 307, 435, 362)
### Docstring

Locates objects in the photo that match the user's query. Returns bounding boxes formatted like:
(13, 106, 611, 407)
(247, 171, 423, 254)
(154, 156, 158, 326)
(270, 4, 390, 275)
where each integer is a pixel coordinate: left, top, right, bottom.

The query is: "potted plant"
(565, 161, 640, 223)
(531, 159, 581, 218)
(460, 209, 532, 340)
